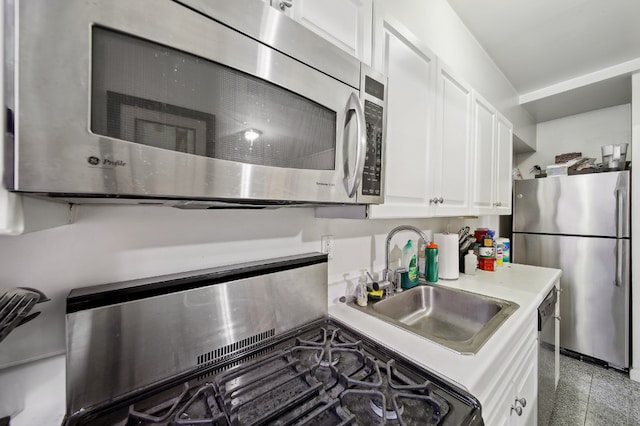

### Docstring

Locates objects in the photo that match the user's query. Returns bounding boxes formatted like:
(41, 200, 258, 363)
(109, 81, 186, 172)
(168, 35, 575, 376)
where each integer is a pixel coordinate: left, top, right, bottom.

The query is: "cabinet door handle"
(511, 405, 523, 416)
(438, 197, 444, 204)
(278, 0, 293, 9)
(553, 315, 561, 321)
(515, 397, 527, 407)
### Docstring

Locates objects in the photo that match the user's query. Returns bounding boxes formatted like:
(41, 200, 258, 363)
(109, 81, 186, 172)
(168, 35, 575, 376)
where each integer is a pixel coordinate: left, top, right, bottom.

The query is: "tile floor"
(550, 354, 640, 425)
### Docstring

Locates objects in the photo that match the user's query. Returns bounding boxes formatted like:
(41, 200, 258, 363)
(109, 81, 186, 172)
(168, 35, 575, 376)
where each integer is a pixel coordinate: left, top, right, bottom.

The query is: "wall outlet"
(321, 235, 333, 259)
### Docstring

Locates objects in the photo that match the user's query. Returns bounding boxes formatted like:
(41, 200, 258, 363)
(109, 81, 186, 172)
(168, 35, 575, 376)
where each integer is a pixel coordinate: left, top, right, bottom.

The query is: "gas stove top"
(64, 253, 482, 426)
(66, 320, 481, 425)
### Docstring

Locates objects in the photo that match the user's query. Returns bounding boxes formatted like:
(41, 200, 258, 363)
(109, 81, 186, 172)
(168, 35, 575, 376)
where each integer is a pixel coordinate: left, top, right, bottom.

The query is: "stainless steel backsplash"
(65, 253, 328, 415)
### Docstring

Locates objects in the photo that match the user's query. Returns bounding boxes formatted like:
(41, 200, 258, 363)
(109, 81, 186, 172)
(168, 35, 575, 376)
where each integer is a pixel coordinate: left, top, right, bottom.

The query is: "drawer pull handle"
(516, 397, 527, 407)
(511, 405, 523, 416)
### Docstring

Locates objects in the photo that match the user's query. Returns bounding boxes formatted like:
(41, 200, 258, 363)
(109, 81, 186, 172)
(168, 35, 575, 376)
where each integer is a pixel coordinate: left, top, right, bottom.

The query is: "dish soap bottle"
(402, 240, 419, 287)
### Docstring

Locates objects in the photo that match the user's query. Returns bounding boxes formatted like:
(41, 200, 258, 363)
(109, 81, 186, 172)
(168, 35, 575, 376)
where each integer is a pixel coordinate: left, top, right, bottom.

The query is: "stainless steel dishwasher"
(538, 287, 558, 425)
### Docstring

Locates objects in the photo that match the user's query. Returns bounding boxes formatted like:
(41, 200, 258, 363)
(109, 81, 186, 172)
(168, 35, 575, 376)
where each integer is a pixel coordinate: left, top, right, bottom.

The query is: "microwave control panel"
(362, 100, 383, 196)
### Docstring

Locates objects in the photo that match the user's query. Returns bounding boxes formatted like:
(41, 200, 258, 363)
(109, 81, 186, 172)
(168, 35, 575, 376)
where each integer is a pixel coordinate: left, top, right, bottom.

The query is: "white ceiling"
(446, 0, 640, 122)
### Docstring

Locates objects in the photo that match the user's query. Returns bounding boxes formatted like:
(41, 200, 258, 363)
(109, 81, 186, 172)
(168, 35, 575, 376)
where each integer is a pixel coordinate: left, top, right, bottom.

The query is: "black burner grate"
(67, 321, 478, 426)
(125, 383, 226, 426)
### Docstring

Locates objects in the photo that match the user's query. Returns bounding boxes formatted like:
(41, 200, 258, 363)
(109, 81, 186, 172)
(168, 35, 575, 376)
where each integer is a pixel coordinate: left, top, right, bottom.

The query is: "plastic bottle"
(464, 250, 477, 275)
(425, 242, 439, 282)
(402, 240, 418, 285)
(497, 237, 510, 263)
(356, 273, 368, 307)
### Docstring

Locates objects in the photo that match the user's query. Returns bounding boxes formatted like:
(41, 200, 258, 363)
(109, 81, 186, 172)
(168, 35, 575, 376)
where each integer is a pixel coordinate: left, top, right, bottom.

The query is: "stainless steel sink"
(348, 284, 519, 354)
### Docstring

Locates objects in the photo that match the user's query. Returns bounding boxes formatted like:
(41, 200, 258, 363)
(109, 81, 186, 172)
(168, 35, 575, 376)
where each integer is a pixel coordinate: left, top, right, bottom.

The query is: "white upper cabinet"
(471, 93, 497, 215)
(495, 114, 513, 214)
(366, 17, 437, 219)
(273, 0, 373, 64)
(429, 62, 473, 217)
(471, 91, 513, 216)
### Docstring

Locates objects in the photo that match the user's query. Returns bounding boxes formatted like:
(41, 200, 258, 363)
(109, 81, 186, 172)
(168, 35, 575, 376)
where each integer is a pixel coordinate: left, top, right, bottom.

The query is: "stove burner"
(314, 350, 340, 367)
(126, 382, 226, 425)
(369, 398, 404, 420)
(128, 383, 189, 423)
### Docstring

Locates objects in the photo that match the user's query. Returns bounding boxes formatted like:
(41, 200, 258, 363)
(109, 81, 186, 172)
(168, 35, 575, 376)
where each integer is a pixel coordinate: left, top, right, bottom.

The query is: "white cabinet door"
(367, 18, 436, 219)
(281, 0, 372, 64)
(512, 342, 538, 426)
(470, 93, 513, 216)
(495, 114, 513, 214)
(430, 62, 472, 217)
(471, 93, 497, 215)
(485, 379, 515, 426)
(483, 324, 538, 426)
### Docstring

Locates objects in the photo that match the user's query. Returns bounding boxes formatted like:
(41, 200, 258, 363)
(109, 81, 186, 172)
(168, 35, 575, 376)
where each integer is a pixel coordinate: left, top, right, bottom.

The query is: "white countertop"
(329, 263, 561, 402)
(2, 263, 560, 425)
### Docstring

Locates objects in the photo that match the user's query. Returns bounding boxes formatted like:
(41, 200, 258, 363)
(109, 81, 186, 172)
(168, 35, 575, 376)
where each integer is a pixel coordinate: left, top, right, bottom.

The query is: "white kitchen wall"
(515, 104, 631, 178)
(631, 72, 640, 383)
(0, 204, 498, 368)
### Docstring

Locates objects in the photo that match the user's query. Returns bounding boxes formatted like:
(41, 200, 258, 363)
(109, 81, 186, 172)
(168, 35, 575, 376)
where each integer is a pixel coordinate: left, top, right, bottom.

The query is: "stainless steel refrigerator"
(513, 171, 630, 369)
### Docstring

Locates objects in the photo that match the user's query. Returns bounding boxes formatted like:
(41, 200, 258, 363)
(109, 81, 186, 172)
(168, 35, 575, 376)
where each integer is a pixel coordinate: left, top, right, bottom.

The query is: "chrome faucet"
(375, 225, 429, 295)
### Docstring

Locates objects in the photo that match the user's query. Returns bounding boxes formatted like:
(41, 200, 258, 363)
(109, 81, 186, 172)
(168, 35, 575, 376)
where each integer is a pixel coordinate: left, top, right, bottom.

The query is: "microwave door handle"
(345, 93, 367, 198)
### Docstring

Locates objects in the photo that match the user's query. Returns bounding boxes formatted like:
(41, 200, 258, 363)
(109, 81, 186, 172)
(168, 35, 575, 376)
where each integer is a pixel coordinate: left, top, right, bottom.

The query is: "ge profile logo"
(87, 156, 127, 168)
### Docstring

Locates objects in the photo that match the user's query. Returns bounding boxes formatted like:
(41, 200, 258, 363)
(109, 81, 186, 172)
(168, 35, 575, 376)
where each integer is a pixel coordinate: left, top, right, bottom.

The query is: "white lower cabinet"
(484, 326, 538, 425)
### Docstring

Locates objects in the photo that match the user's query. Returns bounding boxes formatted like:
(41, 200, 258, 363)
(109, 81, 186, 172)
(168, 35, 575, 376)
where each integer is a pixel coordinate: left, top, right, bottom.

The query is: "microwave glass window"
(91, 27, 336, 170)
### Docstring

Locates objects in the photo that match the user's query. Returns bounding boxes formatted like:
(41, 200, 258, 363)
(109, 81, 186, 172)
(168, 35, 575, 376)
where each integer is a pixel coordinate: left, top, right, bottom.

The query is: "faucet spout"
(383, 225, 429, 284)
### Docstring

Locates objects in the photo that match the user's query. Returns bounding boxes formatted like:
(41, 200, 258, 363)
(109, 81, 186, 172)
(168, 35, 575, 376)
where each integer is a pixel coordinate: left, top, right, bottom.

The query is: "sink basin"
(349, 284, 519, 354)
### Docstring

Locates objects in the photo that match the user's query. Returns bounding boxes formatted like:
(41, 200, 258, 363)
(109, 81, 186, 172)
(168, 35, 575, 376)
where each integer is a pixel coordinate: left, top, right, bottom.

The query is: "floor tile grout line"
(582, 368, 593, 426)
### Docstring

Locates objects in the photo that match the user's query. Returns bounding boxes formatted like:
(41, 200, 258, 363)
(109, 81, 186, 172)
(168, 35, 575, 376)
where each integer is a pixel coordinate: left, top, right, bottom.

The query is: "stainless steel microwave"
(3, 0, 386, 207)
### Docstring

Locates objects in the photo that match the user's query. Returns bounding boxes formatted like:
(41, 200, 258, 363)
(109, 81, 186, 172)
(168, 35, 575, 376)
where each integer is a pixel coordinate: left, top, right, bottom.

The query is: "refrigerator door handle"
(615, 187, 624, 238)
(615, 239, 623, 287)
